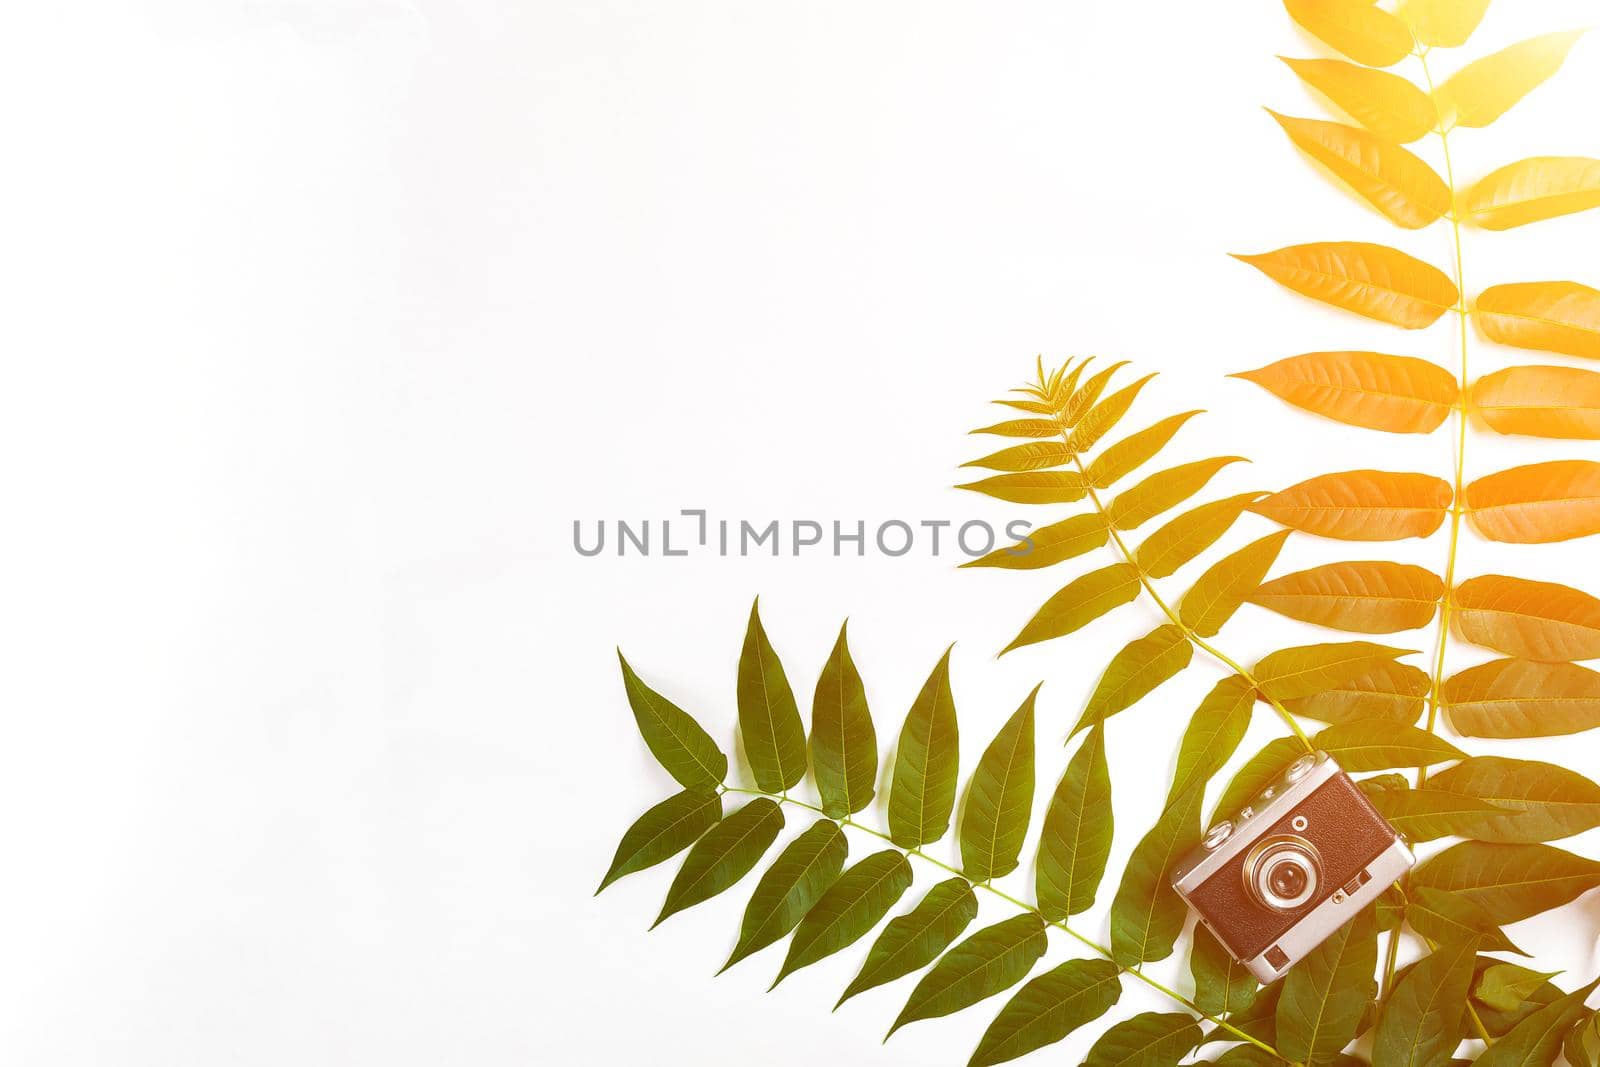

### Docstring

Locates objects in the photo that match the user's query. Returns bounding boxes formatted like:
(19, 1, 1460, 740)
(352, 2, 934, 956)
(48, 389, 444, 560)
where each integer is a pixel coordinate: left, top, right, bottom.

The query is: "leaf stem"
(718, 785, 1283, 1058)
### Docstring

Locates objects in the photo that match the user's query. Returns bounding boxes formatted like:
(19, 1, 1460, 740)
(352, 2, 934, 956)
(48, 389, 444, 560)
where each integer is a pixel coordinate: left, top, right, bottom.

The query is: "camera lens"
(1269, 862, 1308, 899)
(1243, 835, 1322, 912)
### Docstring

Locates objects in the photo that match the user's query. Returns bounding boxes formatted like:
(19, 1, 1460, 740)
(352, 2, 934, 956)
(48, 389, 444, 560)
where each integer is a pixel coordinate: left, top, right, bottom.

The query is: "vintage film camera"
(1170, 750, 1413, 983)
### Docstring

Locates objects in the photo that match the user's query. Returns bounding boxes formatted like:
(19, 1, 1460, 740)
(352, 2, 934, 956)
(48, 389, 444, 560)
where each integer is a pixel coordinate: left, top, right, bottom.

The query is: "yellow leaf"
(1281, 658, 1430, 724)
(1003, 564, 1141, 654)
(1250, 560, 1445, 633)
(1179, 530, 1293, 638)
(1252, 469, 1453, 540)
(1437, 31, 1587, 129)
(956, 471, 1087, 505)
(970, 418, 1063, 439)
(1465, 460, 1600, 544)
(1476, 281, 1600, 360)
(961, 442, 1072, 473)
(1233, 242, 1458, 328)
(1280, 57, 1437, 144)
(1107, 457, 1248, 531)
(1269, 111, 1450, 228)
(1471, 365, 1600, 440)
(1465, 157, 1600, 230)
(1283, 0, 1414, 68)
(1136, 493, 1267, 579)
(1397, 0, 1491, 48)
(1079, 625, 1194, 728)
(1232, 350, 1459, 433)
(1071, 374, 1157, 453)
(1063, 361, 1132, 426)
(1444, 658, 1600, 739)
(1454, 574, 1600, 662)
(1087, 411, 1203, 489)
(962, 514, 1107, 571)
(1255, 641, 1417, 701)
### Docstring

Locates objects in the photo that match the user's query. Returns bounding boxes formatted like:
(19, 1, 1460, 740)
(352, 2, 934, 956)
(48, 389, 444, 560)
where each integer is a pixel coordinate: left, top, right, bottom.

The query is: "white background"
(6, 1, 1600, 1064)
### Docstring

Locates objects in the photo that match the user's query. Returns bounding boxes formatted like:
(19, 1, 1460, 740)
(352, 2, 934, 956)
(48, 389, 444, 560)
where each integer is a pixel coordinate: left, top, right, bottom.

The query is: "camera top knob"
(1202, 821, 1233, 850)
(1284, 753, 1319, 782)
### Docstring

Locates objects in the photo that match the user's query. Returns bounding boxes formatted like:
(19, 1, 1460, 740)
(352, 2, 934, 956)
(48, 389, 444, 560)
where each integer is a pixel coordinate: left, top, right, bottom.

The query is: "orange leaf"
(1444, 658, 1600, 739)
(1179, 530, 1293, 638)
(1280, 658, 1429, 724)
(1283, 0, 1413, 68)
(1279, 57, 1436, 144)
(1437, 31, 1587, 130)
(1232, 351, 1459, 433)
(1454, 575, 1600, 663)
(1465, 460, 1600, 544)
(1476, 281, 1600, 360)
(1003, 564, 1141, 654)
(1254, 641, 1416, 702)
(1252, 470, 1453, 540)
(1233, 242, 1458, 329)
(1396, 0, 1491, 49)
(1269, 111, 1450, 229)
(1251, 560, 1445, 633)
(1108, 457, 1248, 530)
(1471, 365, 1600, 440)
(1135, 493, 1266, 579)
(1465, 157, 1600, 231)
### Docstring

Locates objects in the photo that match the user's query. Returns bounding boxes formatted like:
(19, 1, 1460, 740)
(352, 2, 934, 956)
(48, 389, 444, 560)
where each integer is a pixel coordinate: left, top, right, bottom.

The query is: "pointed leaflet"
(722, 820, 848, 972)
(1472, 365, 1600, 440)
(957, 471, 1088, 505)
(1167, 675, 1255, 808)
(885, 914, 1048, 1038)
(1255, 641, 1414, 701)
(971, 417, 1064, 438)
(1002, 563, 1141, 653)
(1412, 841, 1600, 924)
(653, 798, 784, 927)
(1269, 111, 1450, 229)
(1109, 783, 1202, 967)
(1064, 361, 1132, 427)
(1365, 785, 1506, 842)
(1075, 625, 1193, 732)
(1476, 281, 1600, 361)
(1453, 574, 1600, 662)
(737, 601, 806, 793)
(617, 651, 728, 790)
(1466, 157, 1600, 230)
(811, 622, 876, 818)
(1251, 560, 1445, 633)
(1283, 0, 1412, 67)
(1252, 469, 1452, 540)
(1232, 351, 1458, 434)
(1191, 923, 1259, 1017)
(1082, 1011, 1202, 1067)
(1465, 461, 1600, 544)
(1371, 936, 1479, 1067)
(1284, 658, 1429, 724)
(960, 688, 1036, 883)
(1314, 719, 1464, 770)
(1233, 242, 1458, 329)
(1280, 57, 1436, 144)
(1569, 1012, 1600, 1067)
(1443, 657, 1600, 738)
(1428, 756, 1600, 843)
(1071, 374, 1158, 453)
(1476, 963, 1563, 1012)
(1036, 724, 1114, 921)
(1472, 954, 1564, 1037)
(772, 848, 913, 988)
(596, 790, 722, 894)
(1086, 411, 1203, 489)
(1136, 493, 1265, 579)
(1438, 31, 1587, 130)
(1397, 0, 1490, 47)
(1179, 530, 1291, 638)
(967, 959, 1122, 1067)
(1476, 978, 1600, 1067)
(963, 514, 1106, 571)
(837, 877, 976, 1007)
(1276, 905, 1378, 1064)
(1406, 886, 1528, 957)
(888, 647, 959, 848)
(962, 441, 1073, 473)
(1108, 457, 1247, 530)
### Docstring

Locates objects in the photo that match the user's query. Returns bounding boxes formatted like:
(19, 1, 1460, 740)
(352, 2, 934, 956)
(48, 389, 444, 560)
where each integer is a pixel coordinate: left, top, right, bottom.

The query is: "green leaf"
(1371, 936, 1478, 1067)
(1110, 784, 1202, 967)
(654, 797, 784, 928)
(1276, 905, 1378, 1064)
(772, 848, 913, 988)
(1081, 1011, 1201, 1067)
(1135, 492, 1266, 579)
(1190, 923, 1259, 1017)
(1087, 411, 1203, 489)
(956, 471, 1088, 505)
(837, 877, 977, 1007)
(737, 600, 807, 793)
(1406, 886, 1528, 956)
(1313, 718, 1465, 770)
(1412, 842, 1600, 924)
(1002, 563, 1141, 653)
(1365, 785, 1507, 842)
(962, 513, 1107, 570)
(617, 651, 728, 790)
(967, 958, 1122, 1067)
(960, 687, 1038, 882)
(1074, 624, 1194, 732)
(1281, 658, 1429, 725)
(596, 789, 722, 894)
(1212, 736, 1306, 822)
(888, 647, 960, 849)
(1427, 756, 1600, 843)
(1476, 978, 1600, 1067)
(721, 819, 848, 972)
(1254, 640, 1415, 701)
(810, 622, 877, 818)
(1443, 658, 1600, 738)
(886, 914, 1048, 1039)
(1565, 1008, 1600, 1067)
(1037, 724, 1114, 920)
(1476, 963, 1564, 1013)
(1179, 530, 1292, 637)
(1108, 456, 1248, 530)
(1166, 675, 1255, 808)
(1472, 954, 1563, 1037)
